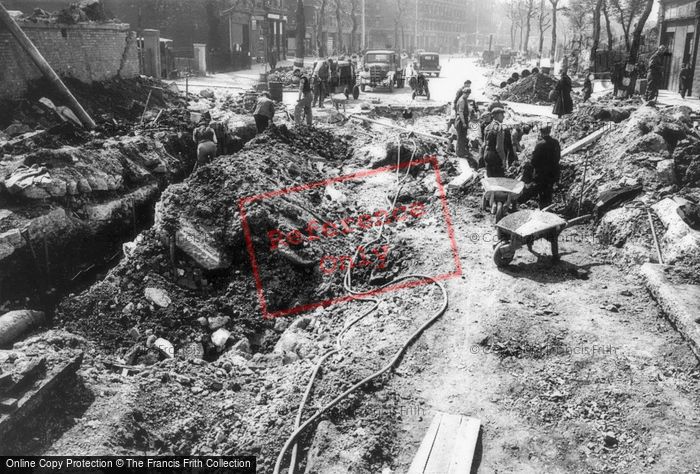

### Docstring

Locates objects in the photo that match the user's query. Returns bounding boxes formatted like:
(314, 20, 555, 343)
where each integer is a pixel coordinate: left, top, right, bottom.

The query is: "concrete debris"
(154, 337, 175, 358)
(211, 329, 231, 349)
(144, 287, 171, 308)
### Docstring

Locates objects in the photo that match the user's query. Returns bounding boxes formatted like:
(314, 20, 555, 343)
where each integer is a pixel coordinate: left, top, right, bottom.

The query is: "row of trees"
(506, 0, 655, 69)
(295, 0, 363, 59)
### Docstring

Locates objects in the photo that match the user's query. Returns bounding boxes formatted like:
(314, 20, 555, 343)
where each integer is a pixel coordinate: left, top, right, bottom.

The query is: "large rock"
(651, 197, 700, 264)
(595, 206, 644, 248)
(656, 159, 676, 186)
(144, 287, 171, 308)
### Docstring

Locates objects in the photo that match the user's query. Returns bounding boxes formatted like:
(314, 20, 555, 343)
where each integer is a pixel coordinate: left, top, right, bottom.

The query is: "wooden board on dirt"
(407, 412, 481, 474)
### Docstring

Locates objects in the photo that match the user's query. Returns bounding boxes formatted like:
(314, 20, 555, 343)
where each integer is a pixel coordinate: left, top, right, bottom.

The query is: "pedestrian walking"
(680, 63, 692, 99)
(552, 70, 573, 118)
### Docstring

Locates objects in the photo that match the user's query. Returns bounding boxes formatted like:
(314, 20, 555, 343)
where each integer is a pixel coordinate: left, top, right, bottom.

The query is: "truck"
(358, 50, 405, 92)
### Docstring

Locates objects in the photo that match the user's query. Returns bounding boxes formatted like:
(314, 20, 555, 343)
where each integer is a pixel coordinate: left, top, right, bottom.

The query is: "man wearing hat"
(294, 69, 313, 126)
(483, 107, 507, 177)
(454, 88, 471, 158)
(520, 124, 561, 208)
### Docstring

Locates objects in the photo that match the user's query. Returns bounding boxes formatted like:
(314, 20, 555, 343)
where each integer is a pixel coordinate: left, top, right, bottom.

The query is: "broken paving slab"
(0, 352, 83, 443)
(641, 263, 700, 361)
(174, 218, 231, 270)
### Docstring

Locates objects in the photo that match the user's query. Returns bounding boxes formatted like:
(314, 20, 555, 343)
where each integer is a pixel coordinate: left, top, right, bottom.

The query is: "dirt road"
(379, 189, 700, 472)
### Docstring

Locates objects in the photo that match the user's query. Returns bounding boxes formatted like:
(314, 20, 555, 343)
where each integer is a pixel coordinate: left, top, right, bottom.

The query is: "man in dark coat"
(646, 45, 668, 103)
(679, 63, 692, 99)
(552, 70, 573, 118)
(520, 124, 561, 209)
(483, 108, 507, 177)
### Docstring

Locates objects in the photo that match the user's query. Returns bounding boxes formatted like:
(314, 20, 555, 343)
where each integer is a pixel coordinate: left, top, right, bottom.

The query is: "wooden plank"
(561, 127, 610, 157)
(408, 412, 481, 474)
(423, 413, 462, 473)
(407, 412, 443, 474)
(448, 417, 481, 473)
(0, 397, 18, 412)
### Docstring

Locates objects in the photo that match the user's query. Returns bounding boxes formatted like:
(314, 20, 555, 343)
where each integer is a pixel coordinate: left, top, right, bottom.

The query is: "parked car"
(416, 52, 441, 77)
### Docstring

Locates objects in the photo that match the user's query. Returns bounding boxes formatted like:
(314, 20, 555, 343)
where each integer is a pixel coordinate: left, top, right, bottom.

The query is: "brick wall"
(0, 21, 139, 99)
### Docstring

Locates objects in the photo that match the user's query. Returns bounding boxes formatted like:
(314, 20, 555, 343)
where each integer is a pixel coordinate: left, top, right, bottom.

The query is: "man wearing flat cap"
(521, 124, 561, 208)
(483, 107, 507, 177)
(454, 88, 471, 157)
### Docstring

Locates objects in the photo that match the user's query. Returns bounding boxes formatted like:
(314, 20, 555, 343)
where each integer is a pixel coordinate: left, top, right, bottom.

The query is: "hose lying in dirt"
(275, 275, 448, 474)
(274, 136, 450, 474)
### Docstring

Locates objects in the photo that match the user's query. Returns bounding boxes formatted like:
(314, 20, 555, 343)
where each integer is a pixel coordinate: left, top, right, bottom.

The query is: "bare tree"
(335, 0, 343, 53)
(548, 0, 561, 65)
(316, 0, 328, 56)
(563, 0, 592, 40)
(296, 0, 305, 60)
(523, 0, 537, 54)
(350, 0, 359, 52)
(394, 0, 408, 50)
(506, 0, 520, 50)
(590, 0, 604, 63)
(609, 0, 650, 52)
(538, 0, 551, 61)
(602, 0, 613, 50)
(626, 0, 654, 94)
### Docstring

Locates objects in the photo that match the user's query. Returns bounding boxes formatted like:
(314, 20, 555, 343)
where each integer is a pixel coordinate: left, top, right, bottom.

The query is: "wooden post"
(0, 4, 96, 129)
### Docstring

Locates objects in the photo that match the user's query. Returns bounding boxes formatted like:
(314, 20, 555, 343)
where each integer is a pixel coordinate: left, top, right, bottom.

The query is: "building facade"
(658, 0, 699, 93)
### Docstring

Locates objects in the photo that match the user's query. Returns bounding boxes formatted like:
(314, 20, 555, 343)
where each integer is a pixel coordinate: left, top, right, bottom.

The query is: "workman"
(454, 88, 470, 158)
(294, 69, 313, 126)
(483, 107, 507, 177)
(193, 112, 217, 167)
(520, 124, 561, 209)
(253, 92, 275, 133)
(646, 45, 669, 103)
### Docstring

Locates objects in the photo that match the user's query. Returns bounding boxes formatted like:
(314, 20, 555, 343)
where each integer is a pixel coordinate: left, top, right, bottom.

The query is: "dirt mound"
(556, 104, 636, 148)
(1, 76, 186, 131)
(500, 73, 558, 104)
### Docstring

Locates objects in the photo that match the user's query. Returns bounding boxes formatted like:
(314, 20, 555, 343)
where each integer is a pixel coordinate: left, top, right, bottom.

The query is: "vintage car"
(416, 52, 441, 77)
(358, 50, 405, 92)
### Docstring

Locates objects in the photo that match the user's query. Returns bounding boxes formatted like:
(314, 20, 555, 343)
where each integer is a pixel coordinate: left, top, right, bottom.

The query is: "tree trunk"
(627, 0, 655, 95)
(602, 0, 613, 51)
(351, 0, 358, 52)
(511, 20, 516, 50)
(524, 0, 533, 53)
(316, 0, 327, 57)
(628, 0, 654, 64)
(590, 0, 603, 65)
(335, 0, 343, 53)
(538, 0, 548, 61)
(296, 0, 305, 60)
(549, 0, 557, 66)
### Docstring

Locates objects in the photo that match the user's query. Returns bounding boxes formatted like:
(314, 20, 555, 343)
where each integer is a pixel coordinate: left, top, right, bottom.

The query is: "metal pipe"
(0, 4, 96, 129)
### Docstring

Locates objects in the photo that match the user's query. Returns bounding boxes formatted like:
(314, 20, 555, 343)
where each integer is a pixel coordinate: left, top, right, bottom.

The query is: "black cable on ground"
(274, 134, 450, 474)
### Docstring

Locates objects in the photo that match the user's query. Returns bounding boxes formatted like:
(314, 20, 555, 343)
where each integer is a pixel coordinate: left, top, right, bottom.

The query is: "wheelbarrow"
(492, 210, 591, 267)
(482, 177, 525, 222)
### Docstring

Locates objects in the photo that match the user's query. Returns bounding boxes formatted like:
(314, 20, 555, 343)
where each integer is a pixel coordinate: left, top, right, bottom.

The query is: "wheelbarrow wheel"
(495, 201, 505, 222)
(494, 241, 515, 267)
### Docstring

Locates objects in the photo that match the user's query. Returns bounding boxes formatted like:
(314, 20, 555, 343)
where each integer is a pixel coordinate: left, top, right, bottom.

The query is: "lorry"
(358, 50, 405, 92)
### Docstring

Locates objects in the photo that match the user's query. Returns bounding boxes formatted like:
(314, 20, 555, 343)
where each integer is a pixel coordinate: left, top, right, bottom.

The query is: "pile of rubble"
(499, 73, 558, 104)
(555, 105, 700, 274)
(21, 0, 112, 25)
(556, 103, 636, 147)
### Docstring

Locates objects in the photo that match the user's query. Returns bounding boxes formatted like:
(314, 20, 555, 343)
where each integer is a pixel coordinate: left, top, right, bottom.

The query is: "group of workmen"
(451, 81, 561, 209)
